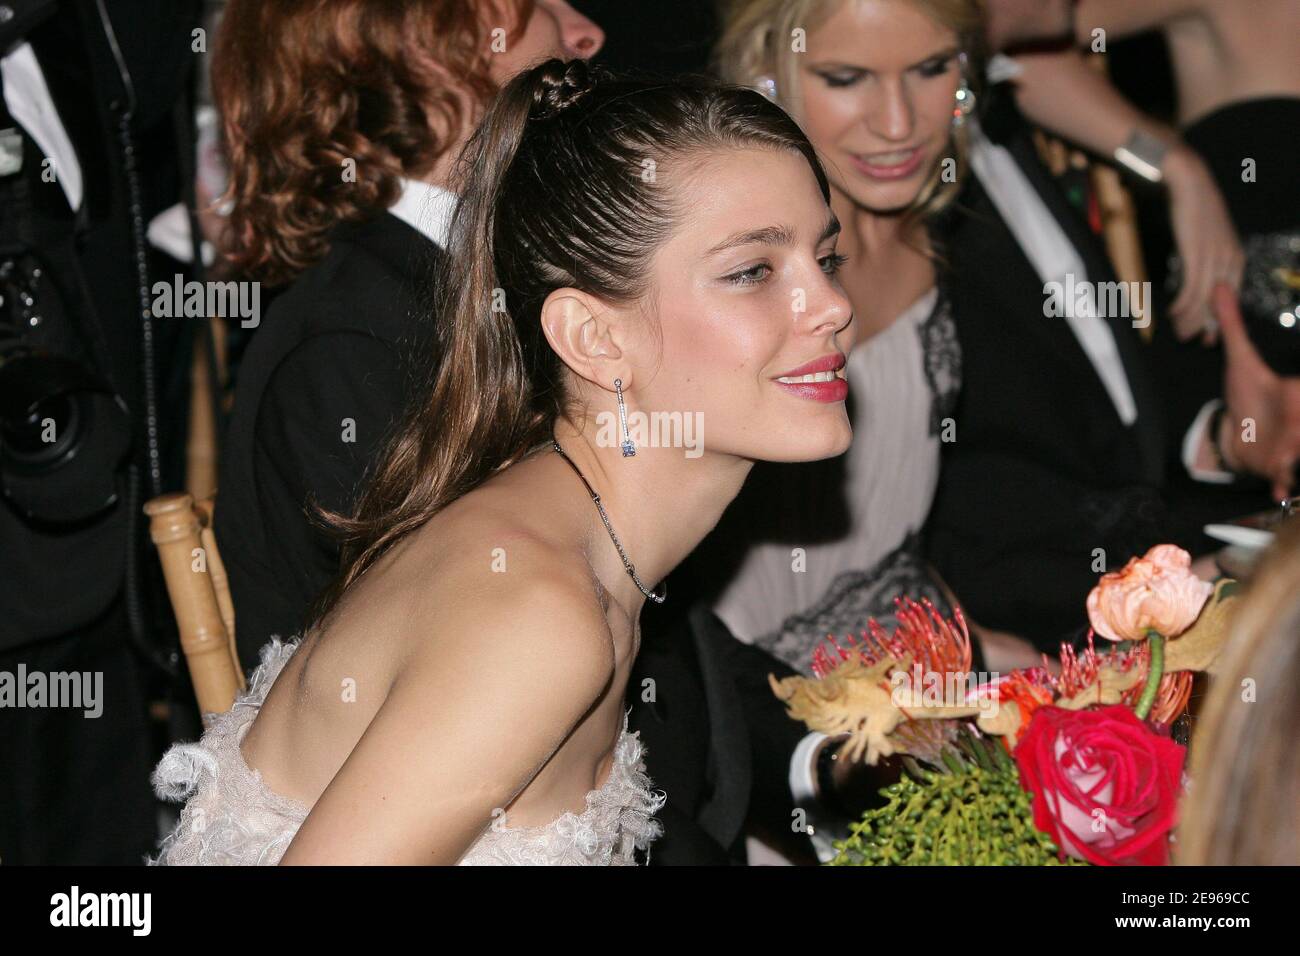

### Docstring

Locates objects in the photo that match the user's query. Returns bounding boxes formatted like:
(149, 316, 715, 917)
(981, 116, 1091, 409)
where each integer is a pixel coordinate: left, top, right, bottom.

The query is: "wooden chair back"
(144, 492, 245, 721)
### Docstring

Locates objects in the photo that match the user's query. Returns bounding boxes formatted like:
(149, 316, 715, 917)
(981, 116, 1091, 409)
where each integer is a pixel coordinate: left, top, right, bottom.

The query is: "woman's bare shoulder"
(279, 522, 616, 865)
(399, 497, 615, 684)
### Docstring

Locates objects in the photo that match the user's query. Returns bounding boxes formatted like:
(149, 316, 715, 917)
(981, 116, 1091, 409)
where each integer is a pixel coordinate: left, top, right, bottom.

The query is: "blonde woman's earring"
(952, 52, 976, 128)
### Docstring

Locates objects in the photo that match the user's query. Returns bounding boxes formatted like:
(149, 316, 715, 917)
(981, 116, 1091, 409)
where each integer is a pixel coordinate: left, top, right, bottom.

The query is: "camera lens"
(0, 391, 82, 467)
(0, 351, 130, 523)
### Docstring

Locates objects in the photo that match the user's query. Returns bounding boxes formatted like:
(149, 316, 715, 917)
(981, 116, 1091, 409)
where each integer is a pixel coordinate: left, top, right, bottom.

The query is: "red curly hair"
(213, 0, 535, 286)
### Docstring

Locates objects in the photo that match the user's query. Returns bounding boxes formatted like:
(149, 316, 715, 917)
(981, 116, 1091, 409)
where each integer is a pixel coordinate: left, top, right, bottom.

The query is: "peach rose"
(1086, 545, 1212, 642)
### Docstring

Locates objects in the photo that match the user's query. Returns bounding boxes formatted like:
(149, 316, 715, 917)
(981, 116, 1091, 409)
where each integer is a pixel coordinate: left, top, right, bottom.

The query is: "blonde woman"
(711, 0, 1289, 668)
(706, 0, 992, 671)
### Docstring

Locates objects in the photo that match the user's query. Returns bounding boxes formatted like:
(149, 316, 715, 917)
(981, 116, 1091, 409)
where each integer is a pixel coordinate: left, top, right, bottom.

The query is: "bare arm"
(278, 576, 615, 865)
(1009, 47, 1244, 336)
(1010, 48, 1172, 158)
(1073, 0, 1210, 42)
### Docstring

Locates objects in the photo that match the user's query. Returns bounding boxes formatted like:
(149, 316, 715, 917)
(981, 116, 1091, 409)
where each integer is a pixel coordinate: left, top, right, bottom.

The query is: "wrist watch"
(1114, 129, 1169, 184)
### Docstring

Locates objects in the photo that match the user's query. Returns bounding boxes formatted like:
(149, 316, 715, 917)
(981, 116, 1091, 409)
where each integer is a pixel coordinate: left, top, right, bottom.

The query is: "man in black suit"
(925, 85, 1279, 654)
(217, 211, 449, 667)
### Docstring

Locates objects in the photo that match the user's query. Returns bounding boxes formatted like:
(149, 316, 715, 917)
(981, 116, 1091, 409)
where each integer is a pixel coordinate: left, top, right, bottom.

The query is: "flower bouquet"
(770, 545, 1238, 865)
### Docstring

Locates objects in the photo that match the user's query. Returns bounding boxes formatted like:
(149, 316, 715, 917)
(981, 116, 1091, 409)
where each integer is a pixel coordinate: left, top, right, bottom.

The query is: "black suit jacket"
(926, 109, 1171, 652)
(215, 214, 444, 670)
(925, 104, 1263, 652)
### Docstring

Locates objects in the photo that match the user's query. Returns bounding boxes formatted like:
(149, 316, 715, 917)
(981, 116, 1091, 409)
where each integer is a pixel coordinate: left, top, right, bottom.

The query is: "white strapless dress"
(148, 638, 665, 865)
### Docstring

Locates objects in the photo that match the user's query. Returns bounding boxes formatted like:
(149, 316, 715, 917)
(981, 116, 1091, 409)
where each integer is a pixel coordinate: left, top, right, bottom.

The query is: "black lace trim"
(752, 531, 954, 676)
(918, 289, 962, 436)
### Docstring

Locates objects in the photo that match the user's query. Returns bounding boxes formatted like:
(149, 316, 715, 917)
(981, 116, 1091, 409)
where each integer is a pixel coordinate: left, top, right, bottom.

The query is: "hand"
(968, 619, 1058, 675)
(1215, 283, 1300, 500)
(1164, 147, 1245, 344)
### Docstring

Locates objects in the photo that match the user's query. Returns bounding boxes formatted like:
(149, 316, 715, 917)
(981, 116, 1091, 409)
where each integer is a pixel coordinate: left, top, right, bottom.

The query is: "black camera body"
(0, 252, 132, 525)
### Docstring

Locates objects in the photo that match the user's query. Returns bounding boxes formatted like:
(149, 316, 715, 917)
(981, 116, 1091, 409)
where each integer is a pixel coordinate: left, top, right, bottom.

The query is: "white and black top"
(705, 286, 960, 675)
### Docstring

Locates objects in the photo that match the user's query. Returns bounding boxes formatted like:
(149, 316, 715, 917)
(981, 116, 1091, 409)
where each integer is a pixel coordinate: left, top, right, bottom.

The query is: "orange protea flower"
(1053, 631, 1193, 727)
(1053, 631, 1143, 699)
(1123, 669, 1194, 726)
(811, 597, 972, 679)
(810, 597, 973, 764)
(986, 671, 1054, 747)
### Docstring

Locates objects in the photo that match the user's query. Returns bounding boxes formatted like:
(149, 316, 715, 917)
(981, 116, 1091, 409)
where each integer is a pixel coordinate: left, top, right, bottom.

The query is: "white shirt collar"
(966, 119, 1139, 428)
(388, 176, 458, 248)
(2, 43, 83, 212)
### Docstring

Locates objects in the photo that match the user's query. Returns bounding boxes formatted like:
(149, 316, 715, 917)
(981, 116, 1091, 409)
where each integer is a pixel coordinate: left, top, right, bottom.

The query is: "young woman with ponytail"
(150, 59, 854, 866)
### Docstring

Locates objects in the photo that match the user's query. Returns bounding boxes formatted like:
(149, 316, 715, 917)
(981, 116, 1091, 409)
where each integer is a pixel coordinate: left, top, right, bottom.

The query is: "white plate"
(1204, 523, 1275, 550)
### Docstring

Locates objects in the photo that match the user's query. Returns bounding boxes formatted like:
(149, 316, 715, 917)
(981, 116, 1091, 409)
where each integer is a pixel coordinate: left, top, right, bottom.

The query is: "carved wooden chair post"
(144, 492, 245, 721)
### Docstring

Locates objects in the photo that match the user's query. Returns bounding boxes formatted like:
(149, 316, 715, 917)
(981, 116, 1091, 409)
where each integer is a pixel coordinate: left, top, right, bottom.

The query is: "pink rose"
(1014, 705, 1186, 866)
(1086, 544, 1212, 642)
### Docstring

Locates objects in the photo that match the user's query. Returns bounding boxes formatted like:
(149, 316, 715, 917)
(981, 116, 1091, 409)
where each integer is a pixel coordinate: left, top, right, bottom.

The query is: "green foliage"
(828, 731, 1086, 866)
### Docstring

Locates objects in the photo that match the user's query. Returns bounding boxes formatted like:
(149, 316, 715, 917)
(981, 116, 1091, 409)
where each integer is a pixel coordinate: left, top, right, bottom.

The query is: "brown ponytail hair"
(312, 59, 831, 624)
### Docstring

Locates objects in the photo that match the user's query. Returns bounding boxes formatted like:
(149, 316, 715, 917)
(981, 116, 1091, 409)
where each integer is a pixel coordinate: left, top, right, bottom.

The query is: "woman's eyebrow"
(706, 223, 796, 256)
(808, 46, 959, 73)
(909, 45, 959, 69)
(706, 213, 840, 257)
(820, 213, 842, 244)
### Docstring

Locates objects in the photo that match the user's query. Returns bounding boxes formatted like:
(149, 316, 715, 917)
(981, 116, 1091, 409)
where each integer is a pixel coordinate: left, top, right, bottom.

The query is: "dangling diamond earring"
(615, 378, 635, 457)
(754, 74, 778, 102)
(951, 52, 976, 128)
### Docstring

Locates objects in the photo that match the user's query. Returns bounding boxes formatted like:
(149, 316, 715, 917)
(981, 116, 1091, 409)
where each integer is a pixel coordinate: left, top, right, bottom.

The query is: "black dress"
(1182, 97, 1300, 375)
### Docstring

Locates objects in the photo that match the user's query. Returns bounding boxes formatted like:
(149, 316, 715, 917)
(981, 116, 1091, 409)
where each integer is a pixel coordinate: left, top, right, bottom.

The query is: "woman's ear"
(540, 288, 630, 388)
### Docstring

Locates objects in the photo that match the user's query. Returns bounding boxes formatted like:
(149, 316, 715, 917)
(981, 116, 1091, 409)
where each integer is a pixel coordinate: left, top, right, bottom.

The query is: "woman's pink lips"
(774, 377, 849, 403)
(850, 147, 925, 180)
(772, 353, 849, 403)
(774, 353, 846, 378)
